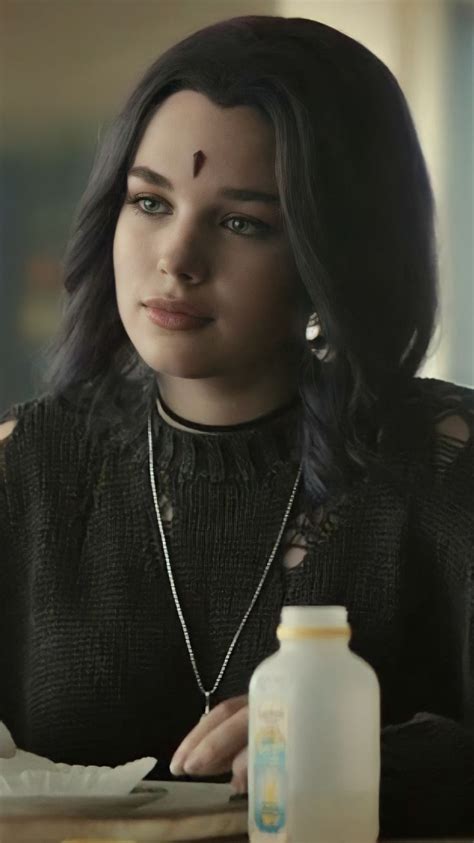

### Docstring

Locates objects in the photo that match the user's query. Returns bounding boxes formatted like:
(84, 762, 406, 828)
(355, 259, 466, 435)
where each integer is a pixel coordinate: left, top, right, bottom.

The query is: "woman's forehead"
(133, 90, 277, 189)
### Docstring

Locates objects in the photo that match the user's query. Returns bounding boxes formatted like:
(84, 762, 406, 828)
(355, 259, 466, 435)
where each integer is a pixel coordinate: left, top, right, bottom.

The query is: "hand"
(0, 721, 16, 759)
(170, 695, 249, 793)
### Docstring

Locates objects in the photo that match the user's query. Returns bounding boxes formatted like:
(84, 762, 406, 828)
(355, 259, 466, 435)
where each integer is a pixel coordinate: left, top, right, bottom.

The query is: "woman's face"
(113, 90, 306, 381)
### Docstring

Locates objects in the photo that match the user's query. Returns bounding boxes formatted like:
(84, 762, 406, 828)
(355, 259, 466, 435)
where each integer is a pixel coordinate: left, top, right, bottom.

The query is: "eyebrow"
(128, 166, 280, 205)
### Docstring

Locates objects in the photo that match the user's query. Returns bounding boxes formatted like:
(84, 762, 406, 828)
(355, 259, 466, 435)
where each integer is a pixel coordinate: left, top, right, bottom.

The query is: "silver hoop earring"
(305, 312, 334, 362)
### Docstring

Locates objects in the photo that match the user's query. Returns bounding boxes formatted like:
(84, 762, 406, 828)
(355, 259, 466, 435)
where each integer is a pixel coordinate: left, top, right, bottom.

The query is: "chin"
(136, 346, 222, 380)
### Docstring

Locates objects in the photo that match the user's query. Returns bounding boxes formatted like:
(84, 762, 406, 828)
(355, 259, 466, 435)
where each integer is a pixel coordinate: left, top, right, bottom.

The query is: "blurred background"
(1, 0, 473, 414)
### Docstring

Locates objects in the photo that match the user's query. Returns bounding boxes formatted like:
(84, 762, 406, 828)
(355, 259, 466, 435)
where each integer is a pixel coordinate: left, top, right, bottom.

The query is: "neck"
(156, 369, 299, 429)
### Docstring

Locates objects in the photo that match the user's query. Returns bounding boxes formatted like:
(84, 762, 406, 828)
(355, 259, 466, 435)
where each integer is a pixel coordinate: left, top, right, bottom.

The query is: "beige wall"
(1, 0, 278, 140)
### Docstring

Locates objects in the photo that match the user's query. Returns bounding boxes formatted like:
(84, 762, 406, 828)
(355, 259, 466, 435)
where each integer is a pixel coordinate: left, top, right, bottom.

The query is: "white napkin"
(0, 721, 157, 797)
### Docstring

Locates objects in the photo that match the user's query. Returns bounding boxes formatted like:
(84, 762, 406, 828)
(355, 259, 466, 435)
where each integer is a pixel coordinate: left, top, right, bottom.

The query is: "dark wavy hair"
(46, 15, 438, 504)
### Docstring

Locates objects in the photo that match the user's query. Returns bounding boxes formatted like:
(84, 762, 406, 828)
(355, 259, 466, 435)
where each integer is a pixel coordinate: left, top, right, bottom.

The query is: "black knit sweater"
(0, 377, 473, 837)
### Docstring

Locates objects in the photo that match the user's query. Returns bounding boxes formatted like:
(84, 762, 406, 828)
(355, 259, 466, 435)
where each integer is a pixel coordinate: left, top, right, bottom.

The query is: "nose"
(156, 221, 208, 286)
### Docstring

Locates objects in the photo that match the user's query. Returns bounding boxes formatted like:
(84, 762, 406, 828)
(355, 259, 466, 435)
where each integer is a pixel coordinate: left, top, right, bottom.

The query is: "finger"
(182, 704, 248, 776)
(185, 750, 237, 777)
(231, 747, 248, 794)
(170, 695, 247, 775)
(232, 746, 248, 779)
(170, 695, 247, 771)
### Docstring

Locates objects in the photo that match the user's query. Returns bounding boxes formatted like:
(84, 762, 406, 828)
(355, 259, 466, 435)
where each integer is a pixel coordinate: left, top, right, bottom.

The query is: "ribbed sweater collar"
(149, 395, 303, 483)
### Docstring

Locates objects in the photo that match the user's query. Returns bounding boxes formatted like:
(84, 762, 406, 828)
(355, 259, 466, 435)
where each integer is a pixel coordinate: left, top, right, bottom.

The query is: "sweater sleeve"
(0, 421, 17, 727)
(379, 408, 474, 837)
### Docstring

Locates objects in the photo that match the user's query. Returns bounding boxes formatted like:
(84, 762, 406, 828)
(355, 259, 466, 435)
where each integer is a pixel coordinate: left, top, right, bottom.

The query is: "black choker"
(156, 388, 300, 433)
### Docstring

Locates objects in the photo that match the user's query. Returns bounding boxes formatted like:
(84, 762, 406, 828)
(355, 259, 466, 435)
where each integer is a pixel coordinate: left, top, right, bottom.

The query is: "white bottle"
(248, 606, 380, 843)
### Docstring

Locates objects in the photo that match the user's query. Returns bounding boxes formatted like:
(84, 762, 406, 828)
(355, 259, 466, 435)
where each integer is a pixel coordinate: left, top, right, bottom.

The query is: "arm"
(0, 420, 18, 725)
(381, 713, 474, 835)
(380, 413, 474, 837)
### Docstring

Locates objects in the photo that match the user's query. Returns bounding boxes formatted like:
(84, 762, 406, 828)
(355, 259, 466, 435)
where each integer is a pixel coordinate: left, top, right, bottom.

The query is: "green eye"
(224, 216, 270, 237)
(138, 197, 168, 214)
(228, 218, 252, 234)
(125, 194, 170, 216)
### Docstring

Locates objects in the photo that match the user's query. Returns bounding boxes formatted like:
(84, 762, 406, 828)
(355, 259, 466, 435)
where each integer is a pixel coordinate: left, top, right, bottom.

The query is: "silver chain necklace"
(147, 410, 302, 716)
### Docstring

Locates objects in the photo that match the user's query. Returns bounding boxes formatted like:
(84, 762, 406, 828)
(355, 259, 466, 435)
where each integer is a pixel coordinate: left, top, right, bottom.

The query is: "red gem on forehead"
(193, 150, 206, 177)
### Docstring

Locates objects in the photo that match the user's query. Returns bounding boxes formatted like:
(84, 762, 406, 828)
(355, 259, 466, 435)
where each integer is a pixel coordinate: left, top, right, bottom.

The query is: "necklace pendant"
(204, 692, 211, 716)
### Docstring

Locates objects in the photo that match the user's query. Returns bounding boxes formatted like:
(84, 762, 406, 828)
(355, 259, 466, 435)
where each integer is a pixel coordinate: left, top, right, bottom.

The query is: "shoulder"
(412, 377, 472, 472)
(392, 378, 473, 540)
(383, 377, 473, 477)
(0, 382, 150, 480)
(0, 391, 112, 496)
(401, 379, 473, 573)
(407, 376, 473, 420)
(0, 395, 76, 517)
(0, 391, 138, 530)
(0, 392, 90, 450)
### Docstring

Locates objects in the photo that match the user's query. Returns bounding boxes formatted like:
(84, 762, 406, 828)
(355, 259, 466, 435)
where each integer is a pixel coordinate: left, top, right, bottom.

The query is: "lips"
(142, 298, 213, 332)
(142, 297, 211, 320)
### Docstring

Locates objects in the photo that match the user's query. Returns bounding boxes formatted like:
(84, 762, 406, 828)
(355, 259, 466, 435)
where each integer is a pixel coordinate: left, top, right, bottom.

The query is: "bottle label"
(253, 701, 288, 841)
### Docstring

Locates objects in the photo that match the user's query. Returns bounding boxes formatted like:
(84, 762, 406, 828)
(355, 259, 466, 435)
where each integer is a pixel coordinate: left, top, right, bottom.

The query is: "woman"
(0, 15, 472, 837)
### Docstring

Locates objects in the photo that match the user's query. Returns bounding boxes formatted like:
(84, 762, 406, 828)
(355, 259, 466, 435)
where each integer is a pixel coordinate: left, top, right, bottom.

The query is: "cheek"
(113, 217, 145, 312)
(113, 236, 140, 347)
(113, 216, 129, 284)
(113, 213, 156, 275)
(225, 248, 302, 335)
(263, 248, 307, 335)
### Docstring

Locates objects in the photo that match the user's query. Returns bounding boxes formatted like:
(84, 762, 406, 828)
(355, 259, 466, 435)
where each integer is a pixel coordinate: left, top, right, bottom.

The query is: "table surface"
(1, 830, 473, 843)
(1, 818, 472, 843)
(0, 780, 472, 843)
(173, 838, 473, 843)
